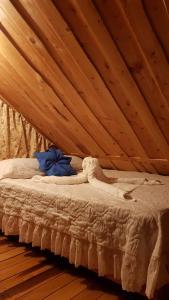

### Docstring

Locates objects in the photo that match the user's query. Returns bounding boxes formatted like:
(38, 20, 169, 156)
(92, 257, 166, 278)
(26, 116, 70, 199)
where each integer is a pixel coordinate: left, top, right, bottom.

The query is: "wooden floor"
(0, 234, 168, 300)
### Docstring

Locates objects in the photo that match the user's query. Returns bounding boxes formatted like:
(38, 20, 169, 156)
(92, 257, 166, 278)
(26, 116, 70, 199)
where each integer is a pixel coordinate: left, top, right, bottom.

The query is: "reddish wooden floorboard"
(0, 233, 167, 300)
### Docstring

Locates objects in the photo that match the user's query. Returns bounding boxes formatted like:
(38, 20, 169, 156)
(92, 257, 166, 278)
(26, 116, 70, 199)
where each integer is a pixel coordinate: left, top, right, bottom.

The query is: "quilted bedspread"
(0, 170, 169, 298)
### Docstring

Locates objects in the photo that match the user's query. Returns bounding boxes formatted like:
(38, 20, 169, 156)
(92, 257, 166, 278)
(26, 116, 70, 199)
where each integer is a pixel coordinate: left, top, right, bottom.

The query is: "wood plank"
(143, 0, 169, 60)
(0, 30, 91, 157)
(0, 264, 56, 298)
(0, 24, 113, 168)
(94, 0, 169, 146)
(0, 242, 20, 254)
(0, 247, 29, 262)
(16, 273, 78, 300)
(72, 287, 103, 300)
(0, 0, 130, 170)
(0, 250, 33, 267)
(44, 277, 87, 300)
(25, 0, 158, 173)
(164, 0, 169, 13)
(56, 0, 169, 164)
(6, 0, 158, 172)
(98, 294, 123, 300)
(97, 156, 169, 163)
(119, 0, 169, 107)
(13, 0, 148, 171)
(0, 235, 8, 241)
(96, 155, 169, 174)
(0, 254, 48, 282)
(0, 61, 80, 156)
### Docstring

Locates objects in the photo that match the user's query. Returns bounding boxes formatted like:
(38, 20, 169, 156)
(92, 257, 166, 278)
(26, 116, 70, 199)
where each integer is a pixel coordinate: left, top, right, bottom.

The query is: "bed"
(0, 169, 169, 299)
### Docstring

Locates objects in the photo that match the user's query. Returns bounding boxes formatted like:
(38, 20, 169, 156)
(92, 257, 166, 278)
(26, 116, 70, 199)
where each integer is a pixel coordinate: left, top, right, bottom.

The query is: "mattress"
(0, 170, 169, 298)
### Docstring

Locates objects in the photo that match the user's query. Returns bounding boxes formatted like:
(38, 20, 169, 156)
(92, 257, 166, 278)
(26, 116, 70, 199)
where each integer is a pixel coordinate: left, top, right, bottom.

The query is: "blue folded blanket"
(34, 147, 76, 176)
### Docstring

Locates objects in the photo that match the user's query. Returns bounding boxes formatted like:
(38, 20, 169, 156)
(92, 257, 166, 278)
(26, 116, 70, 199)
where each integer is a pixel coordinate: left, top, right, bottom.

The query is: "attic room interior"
(0, 0, 169, 299)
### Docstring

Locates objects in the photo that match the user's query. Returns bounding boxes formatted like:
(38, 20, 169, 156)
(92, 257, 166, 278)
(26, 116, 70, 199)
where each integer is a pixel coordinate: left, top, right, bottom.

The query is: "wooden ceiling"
(0, 0, 169, 174)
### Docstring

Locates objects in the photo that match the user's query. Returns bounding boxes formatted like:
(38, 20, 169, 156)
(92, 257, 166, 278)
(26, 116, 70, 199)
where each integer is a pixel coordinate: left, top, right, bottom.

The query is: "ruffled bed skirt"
(0, 212, 164, 299)
(0, 213, 123, 277)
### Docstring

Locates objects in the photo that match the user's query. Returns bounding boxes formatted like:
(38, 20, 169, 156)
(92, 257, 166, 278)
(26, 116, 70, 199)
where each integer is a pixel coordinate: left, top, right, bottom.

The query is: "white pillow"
(68, 155, 83, 171)
(0, 158, 44, 179)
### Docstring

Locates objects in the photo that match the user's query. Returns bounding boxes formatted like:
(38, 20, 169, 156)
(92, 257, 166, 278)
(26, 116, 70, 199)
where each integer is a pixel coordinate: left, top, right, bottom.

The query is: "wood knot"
(104, 62, 110, 70)
(29, 36, 36, 44)
(129, 62, 143, 74)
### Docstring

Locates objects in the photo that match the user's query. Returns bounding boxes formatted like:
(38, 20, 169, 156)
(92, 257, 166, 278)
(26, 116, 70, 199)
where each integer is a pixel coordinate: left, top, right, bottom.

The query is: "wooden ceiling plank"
(0, 47, 85, 157)
(16, 0, 148, 171)
(56, 0, 169, 161)
(54, 0, 167, 174)
(14, 0, 141, 160)
(0, 4, 111, 170)
(0, 58, 80, 155)
(0, 30, 99, 159)
(1, 0, 117, 155)
(10, 0, 162, 172)
(94, 0, 169, 145)
(0, 41, 113, 168)
(119, 0, 169, 107)
(0, 32, 115, 169)
(143, 0, 169, 61)
(22, 0, 163, 172)
(54, 1, 164, 174)
(0, 0, 138, 170)
(164, 0, 169, 12)
(32, 1, 157, 172)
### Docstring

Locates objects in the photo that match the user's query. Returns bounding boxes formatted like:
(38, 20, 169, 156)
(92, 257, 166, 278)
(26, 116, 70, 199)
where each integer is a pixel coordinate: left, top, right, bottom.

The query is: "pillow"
(34, 148, 76, 176)
(68, 155, 83, 171)
(0, 158, 44, 179)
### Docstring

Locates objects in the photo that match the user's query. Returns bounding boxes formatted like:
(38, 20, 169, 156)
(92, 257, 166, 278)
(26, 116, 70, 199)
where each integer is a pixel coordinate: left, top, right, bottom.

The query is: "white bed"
(0, 169, 169, 299)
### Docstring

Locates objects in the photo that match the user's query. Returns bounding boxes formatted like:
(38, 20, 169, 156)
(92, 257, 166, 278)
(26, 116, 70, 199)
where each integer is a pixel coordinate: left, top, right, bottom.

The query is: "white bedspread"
(0, 169, 168, 298)
(32, 157, 161, 200)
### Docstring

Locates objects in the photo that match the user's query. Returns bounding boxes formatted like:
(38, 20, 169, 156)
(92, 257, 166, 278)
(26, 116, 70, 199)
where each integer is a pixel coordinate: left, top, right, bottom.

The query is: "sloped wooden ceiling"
(0, 0, 169, 174)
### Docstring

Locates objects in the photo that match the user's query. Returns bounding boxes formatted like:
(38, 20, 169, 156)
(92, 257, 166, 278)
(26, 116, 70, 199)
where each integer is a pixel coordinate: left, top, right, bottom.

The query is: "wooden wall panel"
(0, 0, 169, 174)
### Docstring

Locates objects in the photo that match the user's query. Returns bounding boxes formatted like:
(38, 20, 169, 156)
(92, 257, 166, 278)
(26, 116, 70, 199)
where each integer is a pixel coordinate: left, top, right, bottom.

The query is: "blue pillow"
(34, 147, 76, 176)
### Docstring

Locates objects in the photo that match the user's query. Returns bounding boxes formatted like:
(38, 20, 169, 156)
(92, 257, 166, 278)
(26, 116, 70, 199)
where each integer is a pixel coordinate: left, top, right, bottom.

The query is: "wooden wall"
(0, 0, 169, 174)
(0, 98, 50, 159)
